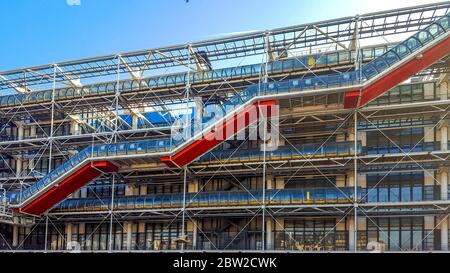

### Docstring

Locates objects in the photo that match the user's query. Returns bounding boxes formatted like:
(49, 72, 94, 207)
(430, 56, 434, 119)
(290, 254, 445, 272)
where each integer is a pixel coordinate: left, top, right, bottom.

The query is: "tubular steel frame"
(1, 2, 450, 252)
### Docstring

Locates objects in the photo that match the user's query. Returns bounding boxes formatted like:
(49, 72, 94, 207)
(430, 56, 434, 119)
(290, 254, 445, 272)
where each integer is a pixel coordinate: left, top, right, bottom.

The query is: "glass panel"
(393, 44, 410, 59)
(415, 30, 433, 45)
(404, 37, 421, 52)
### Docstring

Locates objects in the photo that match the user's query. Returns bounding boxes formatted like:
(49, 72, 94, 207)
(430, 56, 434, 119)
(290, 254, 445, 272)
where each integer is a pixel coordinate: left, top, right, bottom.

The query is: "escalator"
(18, 161, 117, 215)
(2, 13, 449, 216)
(160, 100, 277, 167)
(5, 97, 276, 215)
(344, 15, 450, 108)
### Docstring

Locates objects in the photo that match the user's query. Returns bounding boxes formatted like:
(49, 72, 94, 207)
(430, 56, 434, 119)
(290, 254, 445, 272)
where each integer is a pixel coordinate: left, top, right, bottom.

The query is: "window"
(366, 217, 424, 251)
(366, 127, 425, 154)
(367, 172, 425, 202)
(278, 219, 340, 251)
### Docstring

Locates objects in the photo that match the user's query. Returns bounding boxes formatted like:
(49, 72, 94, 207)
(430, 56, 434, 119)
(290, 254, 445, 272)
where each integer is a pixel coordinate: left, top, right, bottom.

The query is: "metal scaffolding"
(0, 2, 450, 252)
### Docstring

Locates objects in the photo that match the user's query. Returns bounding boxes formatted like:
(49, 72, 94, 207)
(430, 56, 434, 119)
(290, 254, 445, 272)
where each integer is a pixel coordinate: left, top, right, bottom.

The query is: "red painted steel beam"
(344, 35, 450, 109)
(161, 100, 277, 168)
(17, 161, 117, 216)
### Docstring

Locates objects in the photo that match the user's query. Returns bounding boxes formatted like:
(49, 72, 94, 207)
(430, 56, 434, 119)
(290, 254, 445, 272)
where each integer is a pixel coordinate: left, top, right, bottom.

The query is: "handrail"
(2, 12, 449, 210)
(6, 141, 361, 206)
(54, 187, 362, 212)
(52, 185, 439, 212)
(0, 44, 393, 108)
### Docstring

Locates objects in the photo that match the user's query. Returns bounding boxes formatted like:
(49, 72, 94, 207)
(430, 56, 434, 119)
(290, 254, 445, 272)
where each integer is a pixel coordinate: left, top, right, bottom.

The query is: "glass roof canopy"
(0, 1, 449, 93)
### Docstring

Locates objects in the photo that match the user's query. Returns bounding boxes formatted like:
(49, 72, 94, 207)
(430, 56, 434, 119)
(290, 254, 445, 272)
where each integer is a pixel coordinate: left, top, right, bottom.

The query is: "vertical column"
(261, 174, 269, 251)
(346, 171, 355, 187)
(138, 222, 146, 249)
(440, 168, 448, 201)
(128, 108, 142, 130)
(274, 218, 284, 250)
(131, 113, 138, 130)
(80, 188, 87, 198)
(266, 175, 274, 190)
(440, 121, 448, 151)
(424, 125, 435, 151)
(14, 122, 24, 140)
(270, 177, 284, 250)
(358, 174, 366, 188)
(335, 123, 354, 143)
(336, 221, 346, 250)
(188, 178, 199, 193)
(15, 156, 22, 177)
(79, 223, 85, 250)
(71, 150, 84, 197)
(181, 167, 188, 251)
(187, 178, 199, 249)
(28, 124, 35, 174)
(335, 175, 345, 188)
(440, 216, 449, 251)
(187, 220, 198, 250)
(261, 32, 270, 252)
(358, 131, 367, 149)
(126, 222, 132, 250)
(275, 176, 285, 189)
(424, 216, 434, 249)
(12, 225, 18, 248)
(352, 111, 358, 253)
(194, 97, 203, 123)
(347, 127, 355, 142)
(44, 215, 49, 252)
(70, 117, 80, 135)
(348, 91, 359, 247)
(424, 171, 435, 189)
(438, 76, 448, 100)
(30, 124, 36, 138)
(357, 217, 367, 250)
(66, 223, 73, 249)
(429, 74, 449, 251)
(139, 184, 148, 195)
(424, 82, 436, 100)
(48, 65, 57, 174)
(125, 183, 136, 196)
(347, 217, 355, 252)
(265, 217, 273, 250)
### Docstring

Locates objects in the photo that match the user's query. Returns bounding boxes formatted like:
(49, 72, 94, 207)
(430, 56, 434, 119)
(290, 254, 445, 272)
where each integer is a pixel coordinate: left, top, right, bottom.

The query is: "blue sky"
(0, 0, 441, 71)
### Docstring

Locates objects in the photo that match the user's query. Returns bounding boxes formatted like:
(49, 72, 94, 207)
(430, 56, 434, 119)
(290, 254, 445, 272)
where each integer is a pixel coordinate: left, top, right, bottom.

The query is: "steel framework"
(0, 2, 450, 252)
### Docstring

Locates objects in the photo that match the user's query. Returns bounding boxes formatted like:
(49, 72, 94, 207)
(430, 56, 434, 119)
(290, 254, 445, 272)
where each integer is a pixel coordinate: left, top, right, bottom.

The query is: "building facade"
(1, 2, 450, 252)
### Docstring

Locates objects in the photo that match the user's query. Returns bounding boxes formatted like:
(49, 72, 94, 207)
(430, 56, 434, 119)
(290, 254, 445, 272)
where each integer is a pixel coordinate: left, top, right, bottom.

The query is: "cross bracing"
(1, 2, 450, 252)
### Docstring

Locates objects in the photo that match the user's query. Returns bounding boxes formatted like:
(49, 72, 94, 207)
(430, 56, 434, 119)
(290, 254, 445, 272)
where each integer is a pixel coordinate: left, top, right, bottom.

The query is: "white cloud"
(66, 0, 81, 6)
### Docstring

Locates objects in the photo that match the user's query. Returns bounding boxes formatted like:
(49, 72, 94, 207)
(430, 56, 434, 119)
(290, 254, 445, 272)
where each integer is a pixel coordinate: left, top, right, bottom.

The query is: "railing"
(364, 142, 440, 155)
(199, 141, 360, 163)
(0, 80, 436, 144)
(3, 13, 449, 208)
(52, 185, 445, 213)
(54, 187, 360, 212)
(2, 139, 442, 205)
(7, 145, 92, 204)
(364, 185, 439, 203)
(243, 13, 449, 96)
(7, 138, 174, 204)
(0, 203, 14, 225)
(1, 140, 446, 179)
(4, 140, 360, 206)
(361, 15, 449, 80)
(0, 44, 393, 108)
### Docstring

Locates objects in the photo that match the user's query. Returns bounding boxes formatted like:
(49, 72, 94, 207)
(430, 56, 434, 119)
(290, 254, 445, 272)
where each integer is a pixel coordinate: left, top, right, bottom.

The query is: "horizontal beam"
(0, 2, 447, 91)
